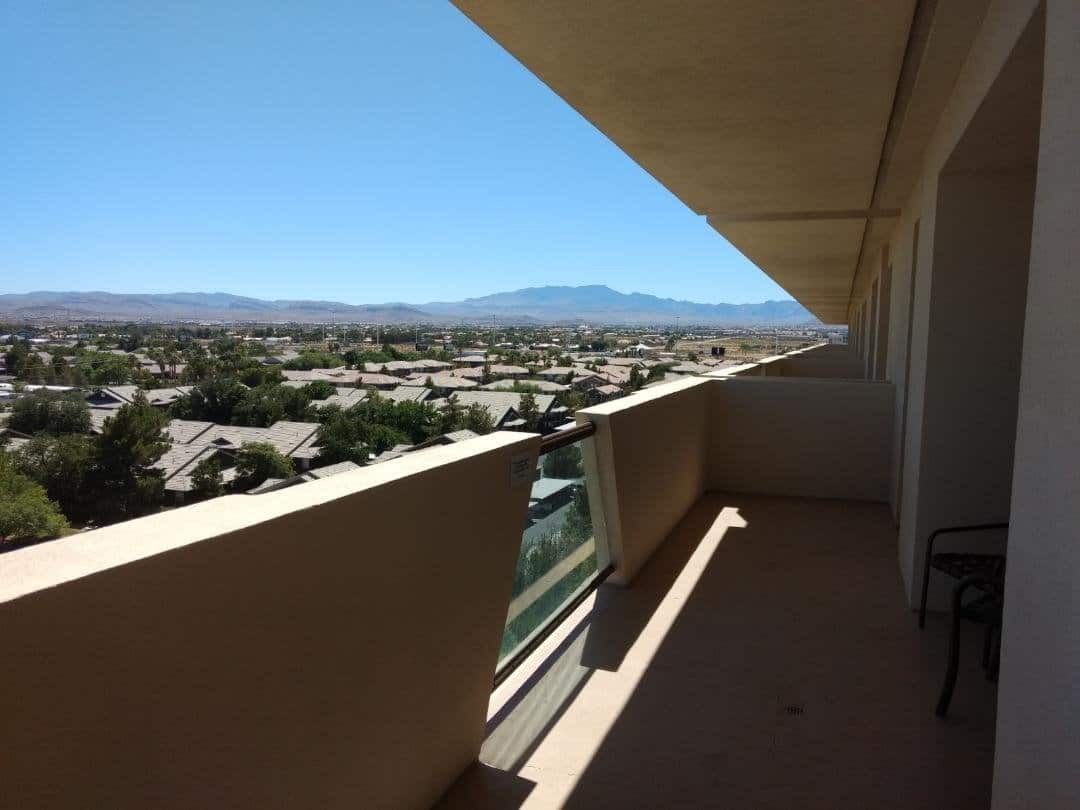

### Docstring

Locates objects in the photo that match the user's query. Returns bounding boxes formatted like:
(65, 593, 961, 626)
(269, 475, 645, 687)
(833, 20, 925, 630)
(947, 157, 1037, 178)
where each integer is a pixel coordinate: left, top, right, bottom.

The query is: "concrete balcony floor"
(438, 493, 997, 809)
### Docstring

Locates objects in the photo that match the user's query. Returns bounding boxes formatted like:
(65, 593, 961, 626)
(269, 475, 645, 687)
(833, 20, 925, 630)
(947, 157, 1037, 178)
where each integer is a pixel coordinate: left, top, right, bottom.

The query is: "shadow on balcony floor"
(438, 493, 997, 809)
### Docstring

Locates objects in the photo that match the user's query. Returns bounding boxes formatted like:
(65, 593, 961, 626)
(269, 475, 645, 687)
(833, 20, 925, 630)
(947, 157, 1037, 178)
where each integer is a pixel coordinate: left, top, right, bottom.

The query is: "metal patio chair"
(919, 523, 1008, 629)
(935, 565, 1005, 717)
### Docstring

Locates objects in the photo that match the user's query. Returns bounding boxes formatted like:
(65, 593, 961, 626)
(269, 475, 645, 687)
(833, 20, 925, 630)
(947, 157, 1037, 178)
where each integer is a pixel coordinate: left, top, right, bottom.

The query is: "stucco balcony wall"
(579, 373, 893, 584)
(0, 431, 539, 810)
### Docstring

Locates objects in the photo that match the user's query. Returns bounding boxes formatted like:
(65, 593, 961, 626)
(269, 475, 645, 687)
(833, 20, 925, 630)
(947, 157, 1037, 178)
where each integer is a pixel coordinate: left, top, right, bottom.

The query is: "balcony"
(1, 345, 996, 808)
(442, 491, 995, 808)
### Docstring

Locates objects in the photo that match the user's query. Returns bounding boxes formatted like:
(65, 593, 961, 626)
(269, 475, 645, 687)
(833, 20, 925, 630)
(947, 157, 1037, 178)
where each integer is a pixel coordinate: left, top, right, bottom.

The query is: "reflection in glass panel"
(499, 440, 597, 664)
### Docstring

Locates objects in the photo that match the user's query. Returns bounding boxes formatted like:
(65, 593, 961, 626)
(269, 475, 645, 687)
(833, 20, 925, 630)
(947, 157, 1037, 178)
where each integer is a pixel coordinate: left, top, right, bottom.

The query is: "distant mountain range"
(0, 286, 819, 326)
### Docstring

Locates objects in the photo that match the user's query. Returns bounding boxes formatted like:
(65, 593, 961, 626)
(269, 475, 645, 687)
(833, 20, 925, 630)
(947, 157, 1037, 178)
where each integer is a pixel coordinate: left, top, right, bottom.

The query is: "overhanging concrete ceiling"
(453, 0, 989, 323)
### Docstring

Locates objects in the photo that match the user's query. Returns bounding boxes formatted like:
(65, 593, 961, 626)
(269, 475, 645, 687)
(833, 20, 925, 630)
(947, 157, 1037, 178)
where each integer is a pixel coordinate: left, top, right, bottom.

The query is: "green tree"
(236, 361, 285, 388)
(231, 383, 313, 427)
(559, 390, 587, 414)
(542, 444, 584, 478)
(353, 396, 436, 443)
(0, 452, 69, 543)
(180, 345, 216, 382)
(93, 393, 170, 521)
(629, 366, 645, 390)
(646, 364, 671, 384)
(315, 407, 370, 465)
(9, 390, 92, 435)
(282, 352, 344, 370)
(343, 348, 393, 367)
(14, 433, 95, 522)
(4, 341, 30, 378)
(301, 380, 336, 400)
(461, 402, 495, 435)
(561, 486, 593, 546)
(510, 381, 543, 394)
(438, 394, 464, 435)
(365, 423, 408, 453)
(77, 351, 133, 385)
(170, 377, 249, 424)
(519, 392, 541, 431)
(191, 456, 225, 498)
(51, 354, 72, 385)
(233, 442, 295, 490)
(18, 353, 45, 384)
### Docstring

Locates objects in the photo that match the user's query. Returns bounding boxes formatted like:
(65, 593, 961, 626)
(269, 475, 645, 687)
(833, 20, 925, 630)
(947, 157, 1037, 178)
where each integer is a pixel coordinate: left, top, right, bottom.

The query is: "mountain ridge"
(0, 286, 820, 325)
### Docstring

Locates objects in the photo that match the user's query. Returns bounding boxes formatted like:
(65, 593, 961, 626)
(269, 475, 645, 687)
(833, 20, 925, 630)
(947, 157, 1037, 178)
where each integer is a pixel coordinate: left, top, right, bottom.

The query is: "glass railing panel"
(497, 430, 601, 673)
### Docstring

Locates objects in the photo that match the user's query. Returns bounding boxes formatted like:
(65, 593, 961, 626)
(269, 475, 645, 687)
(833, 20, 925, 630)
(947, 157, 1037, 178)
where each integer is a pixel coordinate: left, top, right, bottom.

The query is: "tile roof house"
(440, 390, 558, 430)
(154, 419, 324, 498)
(592, 383, 624, 400)
(282, 371, 401, 390)
(309, 390, 367, 411)
(260, 350, 301, 365)
(311, 387, 433, 409)
(451, 355, 492, 366)
(488, 364, 529, 378)
(669, 362, 716, 375)
(245, 461, 363, 494)
(399, 374, 479, 393)
(479, 379, 570, 394)
(376, 387, 433, 404)
(593, 368, 633, 386)
(368, 429, 479, 465)
(363, 360, 452, 376)
(447, 366, 485, 380)
(87, 386, 192, 410)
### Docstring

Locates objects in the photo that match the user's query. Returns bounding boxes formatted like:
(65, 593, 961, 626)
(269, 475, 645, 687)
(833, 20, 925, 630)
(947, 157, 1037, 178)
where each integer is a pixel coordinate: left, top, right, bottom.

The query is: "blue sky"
(1, 1, 789, 306)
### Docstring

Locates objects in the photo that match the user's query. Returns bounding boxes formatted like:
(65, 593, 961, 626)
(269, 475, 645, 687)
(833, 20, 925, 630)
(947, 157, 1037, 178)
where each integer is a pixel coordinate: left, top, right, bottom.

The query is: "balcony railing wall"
(0, 343, 882, 808)
(578, 371, 894, 585)
(720, 343, 866, 379)
(1, 432, 538, 810)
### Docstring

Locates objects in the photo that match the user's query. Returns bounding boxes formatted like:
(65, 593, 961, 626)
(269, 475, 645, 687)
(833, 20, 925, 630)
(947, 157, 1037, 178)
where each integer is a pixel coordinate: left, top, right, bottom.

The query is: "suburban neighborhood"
(0, 320, 826, 546)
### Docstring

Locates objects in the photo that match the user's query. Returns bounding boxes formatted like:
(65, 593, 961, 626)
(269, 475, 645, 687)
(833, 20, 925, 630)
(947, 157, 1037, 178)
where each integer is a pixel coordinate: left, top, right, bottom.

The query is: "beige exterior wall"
(759, 343, 866, 379)
(993, 1, 1080, 805)
(580, 373, 893, 585)
(1, 432, 538, 810)
(873, 260, 892, 380)
(863, 0, 1044, 602)
(708, 377, 894, 502)
(839, 3, 1080, 798)
(910, 168, 1035, 610)
(579, 377, 711, 585)
(457, 0, 1076, 804)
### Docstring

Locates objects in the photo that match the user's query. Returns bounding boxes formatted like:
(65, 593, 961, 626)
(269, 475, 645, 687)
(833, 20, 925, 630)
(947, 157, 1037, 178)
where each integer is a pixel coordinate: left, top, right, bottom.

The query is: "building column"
(993, 2, 1080, 806)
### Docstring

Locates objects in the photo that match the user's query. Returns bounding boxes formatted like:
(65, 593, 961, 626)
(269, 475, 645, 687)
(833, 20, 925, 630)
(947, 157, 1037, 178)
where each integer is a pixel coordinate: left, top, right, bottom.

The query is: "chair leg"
(936, 585, 966, 717)
(987, 629, 1001, 682)
(920, 549, 933, 629)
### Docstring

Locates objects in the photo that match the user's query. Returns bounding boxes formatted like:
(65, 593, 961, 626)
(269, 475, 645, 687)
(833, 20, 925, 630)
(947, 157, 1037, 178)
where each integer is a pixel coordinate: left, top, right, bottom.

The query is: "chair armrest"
(920, 523, 1008, 629)
(927, 522, 1009, 560)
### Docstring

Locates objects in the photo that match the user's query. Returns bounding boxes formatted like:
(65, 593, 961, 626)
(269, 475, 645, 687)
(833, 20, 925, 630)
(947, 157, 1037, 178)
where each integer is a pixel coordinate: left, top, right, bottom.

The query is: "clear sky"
(1, 1, 790, 306)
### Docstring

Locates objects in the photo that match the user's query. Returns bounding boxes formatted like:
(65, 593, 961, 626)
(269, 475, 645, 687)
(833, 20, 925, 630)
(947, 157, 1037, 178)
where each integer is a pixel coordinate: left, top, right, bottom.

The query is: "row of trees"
(9, 392, 170, 529)
(169, 377, 330, 426)
(4, 343, 157, 387)
(0, 452, 70, 545)
(315, 394, 495, 465)
(189, 442, 296, 498)
(510, 485, 593, 599)
(2, 389, 314, 541)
